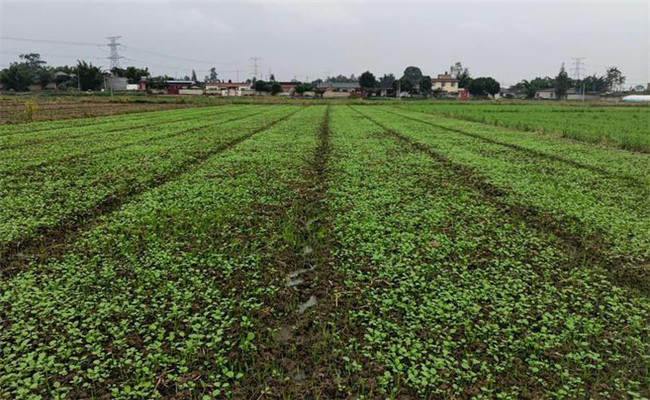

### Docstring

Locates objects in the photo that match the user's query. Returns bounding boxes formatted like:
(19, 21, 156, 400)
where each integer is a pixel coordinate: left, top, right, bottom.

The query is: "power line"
(0, 36, 238, 68)
(0, 36, 100, 46)
(123, 45, 237, 66)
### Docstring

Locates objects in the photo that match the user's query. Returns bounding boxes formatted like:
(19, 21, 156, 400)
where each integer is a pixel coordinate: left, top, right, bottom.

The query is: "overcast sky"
(1, 1, 648, 87)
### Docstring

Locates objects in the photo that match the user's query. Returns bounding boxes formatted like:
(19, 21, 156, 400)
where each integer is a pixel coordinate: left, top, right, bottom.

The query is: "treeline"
(0, 53, 161, 92)
(331, 62, 501, 98)
(510, 64, 627, 98)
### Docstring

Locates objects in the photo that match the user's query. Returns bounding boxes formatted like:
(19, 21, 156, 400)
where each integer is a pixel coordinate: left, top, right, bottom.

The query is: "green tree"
(270, 81, 282, 95)
(402, 66, 423, 87)
(581, 74, 608, 93)
(393, 77, 414, 94)
(554, 63, 571, 99)
(0, 53, 50, 91)
(450, 62, 471, 88)
(191, 69, 197, 82)
(75, 61, 103, 91)
(253, 80, 270, 92)
(0, 64, 32, 91)
(605, 67, 625, 92)
(468, 77, 500, 98)
(419, 75, 433, 97)
(295, 82, 314, 96)
(512, 77, 553, 99)
(359, 71, 376, 94)
(378, 73, 396, 88)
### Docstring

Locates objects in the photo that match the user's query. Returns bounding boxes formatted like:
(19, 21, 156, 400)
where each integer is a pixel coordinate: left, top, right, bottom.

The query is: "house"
(566, 89, 600, 101)
(278, 82, 298, 96)
(535, 88, 557, 100)
(317, 82, 361, 98)
(379, 82, 396, 97)
(166, 80, 196, 95)
(106, 76, 128, 91)
(432, 73, 461, 95)
(205, 82, 254, 97)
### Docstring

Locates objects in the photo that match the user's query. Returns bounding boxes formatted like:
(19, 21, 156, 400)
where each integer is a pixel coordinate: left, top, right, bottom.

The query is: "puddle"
(298, 295, 318, 314)
(285, 278, 304, 287)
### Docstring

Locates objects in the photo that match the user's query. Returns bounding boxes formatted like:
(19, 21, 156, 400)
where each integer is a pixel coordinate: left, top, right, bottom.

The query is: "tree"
(207, 67, 218, 83)
(581, 74, 608, 93)
(326, 74, 357, 83)
(378, 73, 396, 88)
(0, 64, 32, 91)
(605, 67, 625, 92)
(554, 63, 571, 99)
(253, 80, 270, 92)
(450, 62, 471, 88)
(295, 82, 314, 96)
(468, 77, 500, 98)
(269, 73, 276, 81)
(359, 71, 376, 94)
(191, 69, 197, 82)
(112, 66, 149, 84)
(270, 81, 282, 95)
(419, 75, 433, 97)
(402, 66, 423, 87)
(393, 77, 413, 94)
(0, 53, 50, 91)
(512, 77, 553, 99)
(75, 60, 103, 91)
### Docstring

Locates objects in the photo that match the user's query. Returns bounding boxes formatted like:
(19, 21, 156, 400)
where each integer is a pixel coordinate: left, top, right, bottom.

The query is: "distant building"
(106, 76, 128, 91)
(432, 73, 460, 95)
(566, 87, 600, 101)
(535, 88, 557, 100)
(278, 82, 298, 96)
(205, 82, 253, 96)
(166, 80, 195, 95)
(317, 82, 361, 98)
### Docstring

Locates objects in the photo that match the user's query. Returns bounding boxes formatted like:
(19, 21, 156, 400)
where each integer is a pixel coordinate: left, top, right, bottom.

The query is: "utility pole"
(105, 36, 124, 72)
(250, 57, 261, 80)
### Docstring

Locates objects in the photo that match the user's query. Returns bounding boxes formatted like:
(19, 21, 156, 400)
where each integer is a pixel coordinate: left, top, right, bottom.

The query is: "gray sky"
(1, 1, 648, 87)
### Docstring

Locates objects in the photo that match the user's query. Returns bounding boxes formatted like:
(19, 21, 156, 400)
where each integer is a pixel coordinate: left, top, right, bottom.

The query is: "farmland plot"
(400, 103, 650, 152)
(0, 104, 648, 399)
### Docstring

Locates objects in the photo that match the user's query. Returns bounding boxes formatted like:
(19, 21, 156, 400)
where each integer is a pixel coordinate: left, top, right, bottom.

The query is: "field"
(399, 103, 650, 152)
(0, 101, 649, 399)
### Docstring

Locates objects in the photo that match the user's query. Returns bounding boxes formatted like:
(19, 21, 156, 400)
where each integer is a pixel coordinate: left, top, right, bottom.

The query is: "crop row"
(0, 106, 296, 268)
(0, 105, 269, 173)
(0, 105, 215, 137)
(400, 103, 650, 152)
(323, 106, 650, 398)
(0, 106, 327, 399)
(352, 106, 650, 283)
(0, 105, 241, 151)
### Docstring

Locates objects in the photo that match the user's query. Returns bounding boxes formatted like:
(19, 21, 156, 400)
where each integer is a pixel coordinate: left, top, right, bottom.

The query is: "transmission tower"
(570, 57, 586, 81)
(250, 57, 262, 80)
(105, 36, 124, 71)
